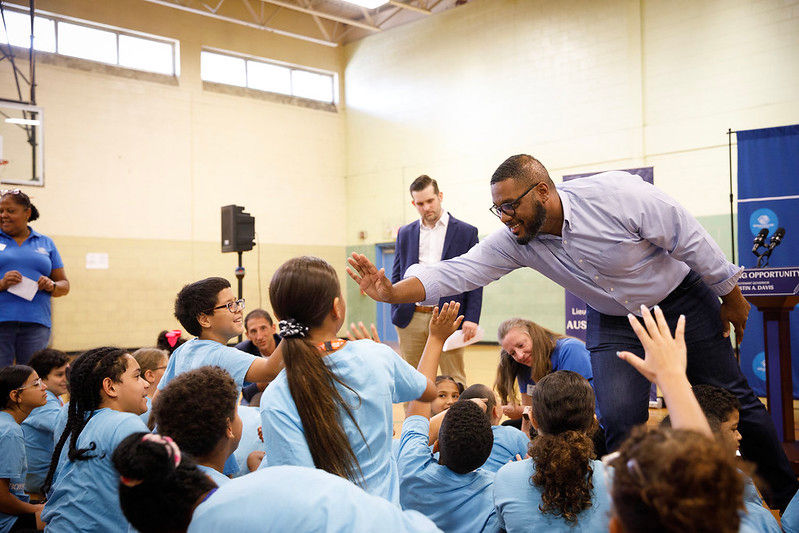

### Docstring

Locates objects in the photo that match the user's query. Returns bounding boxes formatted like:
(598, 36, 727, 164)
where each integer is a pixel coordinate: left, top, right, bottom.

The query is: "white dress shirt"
(418, 211, 449, 266)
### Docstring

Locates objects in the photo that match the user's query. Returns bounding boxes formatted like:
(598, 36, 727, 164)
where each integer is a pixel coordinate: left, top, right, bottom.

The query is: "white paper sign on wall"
(85, 252, 109, 270)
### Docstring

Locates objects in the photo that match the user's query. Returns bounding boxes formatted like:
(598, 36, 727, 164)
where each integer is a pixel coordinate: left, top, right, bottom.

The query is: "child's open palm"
(429, 302, 464, 343)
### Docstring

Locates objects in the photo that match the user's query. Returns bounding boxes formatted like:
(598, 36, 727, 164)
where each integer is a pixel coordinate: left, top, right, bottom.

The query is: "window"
(0, 10, 55, 53)
(0, 6, 178, 76)
(57, 21, 117, 64)
(201, 49, 336, 104)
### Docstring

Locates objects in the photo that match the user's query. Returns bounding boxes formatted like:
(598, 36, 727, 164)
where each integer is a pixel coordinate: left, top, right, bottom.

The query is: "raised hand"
(346, 321, 381, 343)
(617, 305, 686, 385)
(429, 302, 464, 343)
(346, 253, 394, 302)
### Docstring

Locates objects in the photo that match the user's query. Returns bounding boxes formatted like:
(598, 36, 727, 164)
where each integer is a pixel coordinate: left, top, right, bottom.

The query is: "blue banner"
(736, 125, 799, 397)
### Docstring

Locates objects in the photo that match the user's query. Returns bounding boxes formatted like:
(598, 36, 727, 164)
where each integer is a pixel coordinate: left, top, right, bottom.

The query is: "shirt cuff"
(404, 264, 440, 306)
(708, 265, 745, 296)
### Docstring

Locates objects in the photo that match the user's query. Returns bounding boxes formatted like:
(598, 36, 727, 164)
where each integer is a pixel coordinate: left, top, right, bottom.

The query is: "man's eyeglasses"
(488, 182, 538, 218)
(205, 298, 245, 314)
(17, 378, 45, 391)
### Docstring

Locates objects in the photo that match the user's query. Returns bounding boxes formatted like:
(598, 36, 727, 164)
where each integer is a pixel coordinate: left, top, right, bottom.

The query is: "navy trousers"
(586, 271, 799, 511)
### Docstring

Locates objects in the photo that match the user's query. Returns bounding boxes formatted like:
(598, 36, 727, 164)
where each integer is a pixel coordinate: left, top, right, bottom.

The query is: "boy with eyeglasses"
(160, 277, 283, 396)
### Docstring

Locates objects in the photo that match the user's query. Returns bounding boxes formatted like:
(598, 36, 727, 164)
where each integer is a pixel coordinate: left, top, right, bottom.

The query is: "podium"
(740, 267, 799, 468)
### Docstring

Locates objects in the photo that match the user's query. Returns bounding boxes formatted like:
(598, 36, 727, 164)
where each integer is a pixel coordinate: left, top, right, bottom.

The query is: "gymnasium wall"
(343, 0, 799, 341)
(0, 0, 348, 350)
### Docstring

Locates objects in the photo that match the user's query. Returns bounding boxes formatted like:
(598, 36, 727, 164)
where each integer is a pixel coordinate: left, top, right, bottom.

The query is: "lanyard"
(315, 339, 347, 353)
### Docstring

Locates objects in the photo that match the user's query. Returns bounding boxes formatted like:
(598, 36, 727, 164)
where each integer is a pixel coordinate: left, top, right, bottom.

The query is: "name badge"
(0, 243, 5, 251)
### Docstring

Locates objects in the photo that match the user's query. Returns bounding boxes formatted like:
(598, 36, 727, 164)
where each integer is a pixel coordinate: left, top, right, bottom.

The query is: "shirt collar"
(421, 210, 449, 230)
(0, 226, 39, 240)
(557, 188, 572, 231)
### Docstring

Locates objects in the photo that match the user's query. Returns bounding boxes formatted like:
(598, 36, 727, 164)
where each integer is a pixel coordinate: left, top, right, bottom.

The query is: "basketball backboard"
(0, 101, 43, 186)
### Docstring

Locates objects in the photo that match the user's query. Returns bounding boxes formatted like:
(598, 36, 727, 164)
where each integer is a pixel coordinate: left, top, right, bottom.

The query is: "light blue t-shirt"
(158, 339, 258, 393)
(397, 416, 499, 533)
(232, 405, 265, 477)
(260, 339, 427, 503)
(139, 396, 152, 426)
(0, 228, 64, 327)
(739, 477, 780, 533)
(197, 464, 231, 486)
(42, 408, 148, 533)
(0, 411, 28, 533)
(516, 337, 592, 396)
(188, 465, 442, 533)
(493, 457, 611, 532)
(782, 488, 799, 533)
(21, 389, 63, 493)
(482, 425, 530, 473)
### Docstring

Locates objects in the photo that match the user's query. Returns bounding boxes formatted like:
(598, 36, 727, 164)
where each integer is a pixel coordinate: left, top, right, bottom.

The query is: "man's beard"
(515, 199, 546, 245)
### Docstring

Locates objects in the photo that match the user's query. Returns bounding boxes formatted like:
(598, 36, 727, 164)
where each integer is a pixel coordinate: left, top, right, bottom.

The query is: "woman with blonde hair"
(494, 318, 593, 435)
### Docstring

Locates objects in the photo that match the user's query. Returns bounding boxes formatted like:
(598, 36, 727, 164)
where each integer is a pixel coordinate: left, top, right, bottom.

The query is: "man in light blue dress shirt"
(347, 154, 798, 511)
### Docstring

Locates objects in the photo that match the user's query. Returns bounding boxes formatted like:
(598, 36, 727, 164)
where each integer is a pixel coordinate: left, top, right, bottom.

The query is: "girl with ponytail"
(41, 347, 149, 532)
(112, 432, 441, 533)
(493, 370, 611, 531)
(260, 256, 437, 503)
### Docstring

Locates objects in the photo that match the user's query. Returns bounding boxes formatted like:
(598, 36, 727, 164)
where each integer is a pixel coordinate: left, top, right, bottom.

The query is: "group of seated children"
(1, 255, 796, 532)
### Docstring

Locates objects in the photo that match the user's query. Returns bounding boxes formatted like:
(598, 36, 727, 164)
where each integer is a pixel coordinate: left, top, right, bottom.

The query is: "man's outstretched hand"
(346, 253, 395, 302)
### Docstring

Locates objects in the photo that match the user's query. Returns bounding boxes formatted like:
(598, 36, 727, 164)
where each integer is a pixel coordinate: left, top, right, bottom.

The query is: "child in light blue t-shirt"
(21, 348, 69, 494)
(153, 366, 245, 486)
(42, 347, 150, 533)
(396, 302, 500, 533)
(458, 383, 529, 473)
(259, 257, 436, 504)
(110, 432, 442, 532)
(0, 365, 48, 533)
(160, 277, 284, 395)
(493, 370, 611, 532)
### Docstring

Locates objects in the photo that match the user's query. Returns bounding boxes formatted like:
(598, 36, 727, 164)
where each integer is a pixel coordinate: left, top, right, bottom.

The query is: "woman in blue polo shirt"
(494, 318, 594, 434)
(0, 190, 70, 366)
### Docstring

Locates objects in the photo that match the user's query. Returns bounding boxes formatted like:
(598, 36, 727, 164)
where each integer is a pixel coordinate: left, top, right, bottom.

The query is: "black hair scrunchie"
(278, 319, 310, 339)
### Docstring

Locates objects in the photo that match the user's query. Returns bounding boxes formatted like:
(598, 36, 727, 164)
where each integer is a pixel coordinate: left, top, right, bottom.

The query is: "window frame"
(201, 46, 338, 105)
(0, 3, 180, 77)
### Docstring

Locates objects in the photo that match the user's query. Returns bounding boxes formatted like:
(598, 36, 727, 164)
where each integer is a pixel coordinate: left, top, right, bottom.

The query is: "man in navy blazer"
(391, 175, 482, 384)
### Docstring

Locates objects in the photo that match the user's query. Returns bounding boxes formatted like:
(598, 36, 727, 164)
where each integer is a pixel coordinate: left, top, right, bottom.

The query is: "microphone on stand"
(766, 227, 786, 253)
(752, 228, 769, 255)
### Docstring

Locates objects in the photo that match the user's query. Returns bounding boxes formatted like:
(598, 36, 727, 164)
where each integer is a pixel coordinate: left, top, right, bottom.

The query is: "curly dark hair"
(1, 189, 40, 221)
(611, 426, 745, 533)
(528, 370, 596, 522)
(438, 399, 494, 474)
(692, 384, 741, 423)
(43, 347, 130, 494)
(112, 432, 215, 533)
(153, 366, 238, 459)
(174, 277, 231, 337)
(29, 348, 70, 381)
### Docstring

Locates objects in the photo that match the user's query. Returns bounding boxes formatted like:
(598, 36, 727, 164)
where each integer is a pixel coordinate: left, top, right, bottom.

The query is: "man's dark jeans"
(587, 271, 799, 511)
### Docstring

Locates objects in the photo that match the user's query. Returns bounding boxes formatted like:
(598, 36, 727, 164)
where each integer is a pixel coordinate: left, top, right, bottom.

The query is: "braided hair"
(42, 347, 129, 494)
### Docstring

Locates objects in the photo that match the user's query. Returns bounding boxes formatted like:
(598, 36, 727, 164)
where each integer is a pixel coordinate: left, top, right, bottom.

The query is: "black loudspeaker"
(221, 205, 255, 253)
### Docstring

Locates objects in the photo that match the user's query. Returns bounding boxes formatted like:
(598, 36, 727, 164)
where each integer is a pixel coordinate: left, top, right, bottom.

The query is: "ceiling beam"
(141, 0, 338, 46)
(258, 0, 381, 31)
(388, 1, 430, 15)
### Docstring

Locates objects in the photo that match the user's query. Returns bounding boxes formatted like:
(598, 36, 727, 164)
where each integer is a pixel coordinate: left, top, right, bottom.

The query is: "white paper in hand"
(442, 326, 485, 352)
(7, 275, 38, 301)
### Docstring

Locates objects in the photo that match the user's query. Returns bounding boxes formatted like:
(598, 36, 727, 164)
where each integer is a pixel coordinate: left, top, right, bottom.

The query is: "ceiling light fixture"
(340, 0, 388, 9)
